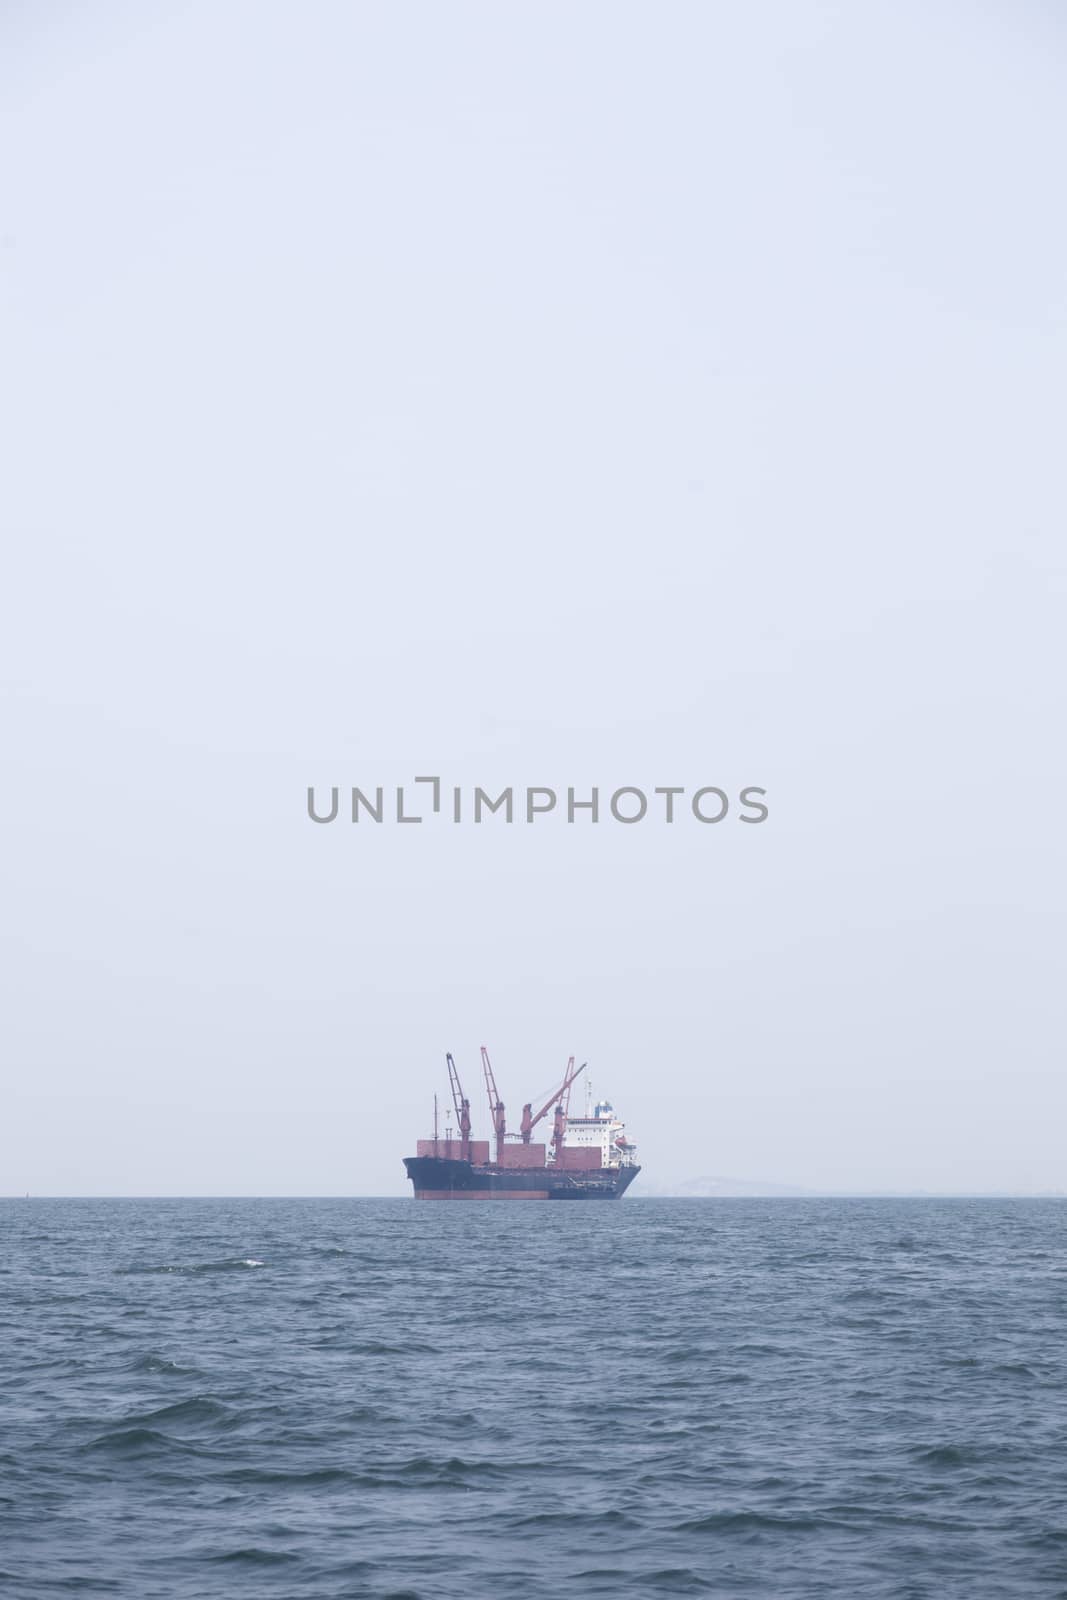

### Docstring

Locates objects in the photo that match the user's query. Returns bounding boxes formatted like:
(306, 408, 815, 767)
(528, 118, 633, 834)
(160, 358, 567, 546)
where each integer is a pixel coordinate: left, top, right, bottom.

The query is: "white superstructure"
(561, 1094, 638, 1169)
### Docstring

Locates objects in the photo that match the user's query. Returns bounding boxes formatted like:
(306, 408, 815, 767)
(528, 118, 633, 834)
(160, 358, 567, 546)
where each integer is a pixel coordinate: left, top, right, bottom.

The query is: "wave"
(671, 1510, 825, 1534)
(515, 1509, 642, 1530)
(212, 1547, 299, 1566)
(126, 1397, 232, 1427)
(116, 1258, 267, 1276)
(908, 1443, 1006, 1469)
(309, 1339, 438, 1356)
(125, 1354, 201, 1377)
(218, 1465, 360, 1488)
(79, 1426, 207, 1458)
(617, 1569, 717, 1594)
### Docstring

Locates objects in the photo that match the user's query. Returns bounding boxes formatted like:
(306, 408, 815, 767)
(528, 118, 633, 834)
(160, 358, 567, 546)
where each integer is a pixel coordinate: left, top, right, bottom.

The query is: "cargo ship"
(403, 1048, 640, 1200)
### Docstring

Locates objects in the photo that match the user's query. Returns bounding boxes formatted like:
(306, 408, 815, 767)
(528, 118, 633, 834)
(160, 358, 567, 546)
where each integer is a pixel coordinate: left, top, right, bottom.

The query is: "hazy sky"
(3, 1, 1064, 1195)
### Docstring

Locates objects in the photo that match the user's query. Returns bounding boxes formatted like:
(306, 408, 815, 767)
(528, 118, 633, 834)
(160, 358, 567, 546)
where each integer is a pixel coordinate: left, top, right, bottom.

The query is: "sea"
(2, 1197, 1065, 1599)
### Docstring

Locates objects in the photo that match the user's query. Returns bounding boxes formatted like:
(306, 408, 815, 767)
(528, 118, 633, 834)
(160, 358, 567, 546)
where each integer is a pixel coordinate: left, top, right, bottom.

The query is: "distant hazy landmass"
(636, 1177, 1067, 1199)
(636, 1175, 814, 1198)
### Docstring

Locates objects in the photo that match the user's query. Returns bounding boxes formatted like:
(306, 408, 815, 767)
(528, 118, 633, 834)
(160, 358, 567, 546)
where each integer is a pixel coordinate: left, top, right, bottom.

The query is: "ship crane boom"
(551, 1059, 586, 1165)
(445, 1052, 472, 1153)
(519, 1057, 586, 1142)
(481, 1045, 507, 1163)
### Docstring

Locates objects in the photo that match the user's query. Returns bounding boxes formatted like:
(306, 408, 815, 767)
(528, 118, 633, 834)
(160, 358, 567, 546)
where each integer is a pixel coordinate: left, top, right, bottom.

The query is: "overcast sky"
(2, 1, 1064, 1195)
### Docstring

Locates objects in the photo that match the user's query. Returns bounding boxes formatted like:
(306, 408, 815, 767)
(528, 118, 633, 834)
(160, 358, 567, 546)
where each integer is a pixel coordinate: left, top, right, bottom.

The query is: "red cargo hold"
(496, 1143, 547, 1168)
(416, 1138, 491, 1163)
(555, 1147, 602, 1170)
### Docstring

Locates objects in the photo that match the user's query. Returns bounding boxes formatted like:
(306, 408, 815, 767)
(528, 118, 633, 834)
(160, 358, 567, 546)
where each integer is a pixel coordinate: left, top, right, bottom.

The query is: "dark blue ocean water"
(2, 1198, 1066, 1599)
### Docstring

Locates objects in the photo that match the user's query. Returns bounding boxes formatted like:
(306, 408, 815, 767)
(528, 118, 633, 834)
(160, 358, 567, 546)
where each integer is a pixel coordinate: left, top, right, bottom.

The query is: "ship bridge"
(561, 1096, 638, 1169)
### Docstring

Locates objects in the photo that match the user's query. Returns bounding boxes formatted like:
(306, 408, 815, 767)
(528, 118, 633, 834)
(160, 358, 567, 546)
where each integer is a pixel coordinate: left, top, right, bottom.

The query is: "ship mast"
(481, 1045, 506, 1163)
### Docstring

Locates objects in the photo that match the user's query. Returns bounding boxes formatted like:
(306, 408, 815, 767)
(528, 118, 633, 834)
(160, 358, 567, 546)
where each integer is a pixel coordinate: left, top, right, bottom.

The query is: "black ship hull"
(404, 1156, 640, 1200)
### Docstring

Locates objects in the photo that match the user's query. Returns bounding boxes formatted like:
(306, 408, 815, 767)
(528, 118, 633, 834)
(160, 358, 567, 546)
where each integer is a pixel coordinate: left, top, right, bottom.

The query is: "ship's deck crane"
(519, 1057, 585, 1142)
(446, 1052, 472, 1156)
(551, 1059, 586, 1163)
(481, 1045, 507, 1163)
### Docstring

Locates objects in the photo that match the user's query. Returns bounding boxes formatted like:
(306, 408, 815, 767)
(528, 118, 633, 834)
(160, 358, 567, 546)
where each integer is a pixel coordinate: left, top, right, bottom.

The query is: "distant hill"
(635, 1175, 813, 1198)
(634, 1177, 1067, 1199)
